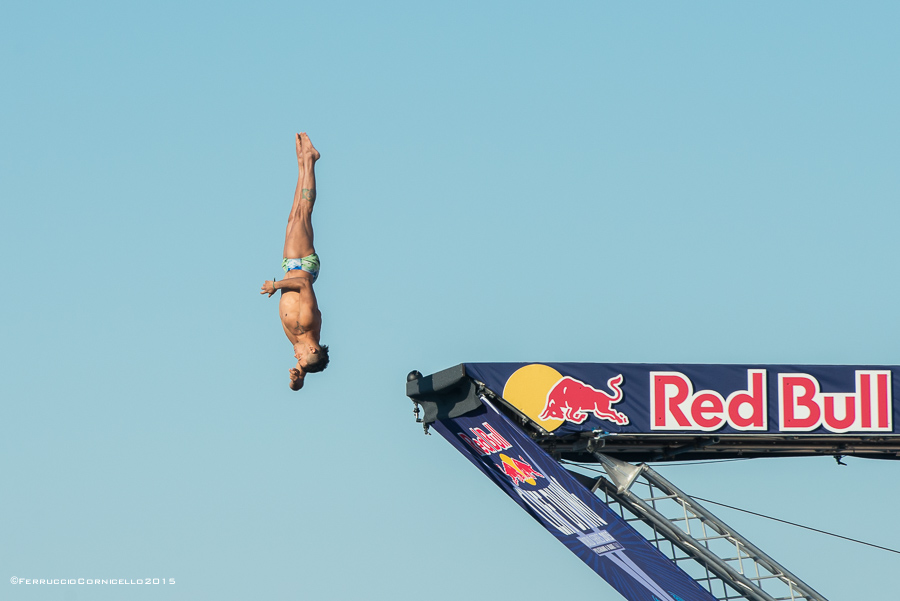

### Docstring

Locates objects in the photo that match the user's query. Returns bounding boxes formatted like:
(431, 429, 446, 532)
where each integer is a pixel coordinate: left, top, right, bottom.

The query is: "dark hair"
(305, 344, 330, 373)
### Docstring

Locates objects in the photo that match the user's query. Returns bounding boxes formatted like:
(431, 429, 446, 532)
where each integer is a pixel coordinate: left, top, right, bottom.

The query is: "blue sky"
(3, 2, 899, 599)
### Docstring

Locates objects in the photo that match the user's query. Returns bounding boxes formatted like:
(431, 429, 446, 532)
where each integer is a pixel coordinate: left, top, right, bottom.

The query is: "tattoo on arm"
(301, 188, 316, 202)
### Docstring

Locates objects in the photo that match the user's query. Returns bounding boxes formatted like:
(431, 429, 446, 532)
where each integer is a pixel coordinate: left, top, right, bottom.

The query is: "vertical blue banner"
(433, 396, 716, 601)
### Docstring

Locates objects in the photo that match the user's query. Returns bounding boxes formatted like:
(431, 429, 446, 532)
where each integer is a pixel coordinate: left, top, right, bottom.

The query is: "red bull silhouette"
(539, 375, 629, 425)
(498, 454, 545, 486)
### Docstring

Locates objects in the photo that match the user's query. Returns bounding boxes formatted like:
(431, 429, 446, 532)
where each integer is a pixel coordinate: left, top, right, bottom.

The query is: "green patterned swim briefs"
(282, 253, 320, 283)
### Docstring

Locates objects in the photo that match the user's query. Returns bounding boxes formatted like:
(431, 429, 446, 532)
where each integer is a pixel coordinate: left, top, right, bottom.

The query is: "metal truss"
(573, 454, 829, 601)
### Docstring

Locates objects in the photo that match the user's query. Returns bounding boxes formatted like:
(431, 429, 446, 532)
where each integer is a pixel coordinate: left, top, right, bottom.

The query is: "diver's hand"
(289, 368, 305, 390)
(260, 280, 277, 297)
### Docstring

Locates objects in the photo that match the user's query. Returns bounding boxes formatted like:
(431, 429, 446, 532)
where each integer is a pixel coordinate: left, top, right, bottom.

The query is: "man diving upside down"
(260, 133, 329, 390)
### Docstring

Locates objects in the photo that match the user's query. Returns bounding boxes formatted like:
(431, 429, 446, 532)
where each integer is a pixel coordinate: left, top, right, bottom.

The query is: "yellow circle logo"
(502, 364, 565, 432)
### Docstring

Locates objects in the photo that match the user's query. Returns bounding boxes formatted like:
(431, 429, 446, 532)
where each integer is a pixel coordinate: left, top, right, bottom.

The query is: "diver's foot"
(297, 132, 320, 163)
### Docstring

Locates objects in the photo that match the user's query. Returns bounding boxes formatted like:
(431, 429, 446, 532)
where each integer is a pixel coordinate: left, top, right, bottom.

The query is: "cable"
(648, 458, 755, 466)
(560, 459, 900, 556)
(561, 460, 602, 473)
(566, 458, 755, 468)
(689, 495, 900, 556)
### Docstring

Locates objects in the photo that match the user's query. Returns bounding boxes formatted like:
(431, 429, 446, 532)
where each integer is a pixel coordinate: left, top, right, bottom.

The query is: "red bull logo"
(498, 454, 545, 487)
(502, 365, 629, 431)
(458, 422, 512, 456)
(652, 369, 893, 433)
(539, 375, 628, 425)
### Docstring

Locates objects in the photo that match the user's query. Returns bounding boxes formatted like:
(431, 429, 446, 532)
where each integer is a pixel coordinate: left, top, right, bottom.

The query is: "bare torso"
(278, 270, 321, 344)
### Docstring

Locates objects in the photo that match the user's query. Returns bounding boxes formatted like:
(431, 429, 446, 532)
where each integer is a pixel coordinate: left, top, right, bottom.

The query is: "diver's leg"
(283, 132, 320, 259)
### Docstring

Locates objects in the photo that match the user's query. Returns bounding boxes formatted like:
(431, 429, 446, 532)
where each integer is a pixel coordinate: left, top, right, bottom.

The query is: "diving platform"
(406, 362, 900, 601)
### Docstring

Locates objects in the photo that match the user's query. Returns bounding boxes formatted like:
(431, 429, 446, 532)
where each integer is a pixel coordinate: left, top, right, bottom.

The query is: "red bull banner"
(464, 363, 899, 437)
(433, 396, 717, 601)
